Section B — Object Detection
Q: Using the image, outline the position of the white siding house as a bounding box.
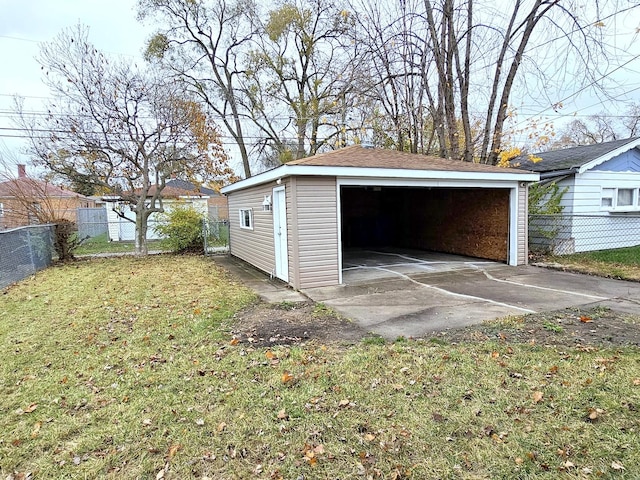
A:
[520,137,640,253]
[103,188,209,242]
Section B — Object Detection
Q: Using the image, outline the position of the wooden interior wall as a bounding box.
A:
[341,187,509,262]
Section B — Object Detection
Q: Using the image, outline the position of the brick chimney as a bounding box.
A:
[17,164,26,178]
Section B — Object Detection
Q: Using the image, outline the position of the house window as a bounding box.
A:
[0,202,4,217]
[617,188,634,207]
[602,187,639,210]
[601,188,614,208]
[239,208,253,230]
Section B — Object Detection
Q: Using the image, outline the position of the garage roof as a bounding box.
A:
[222,145,539,194]
[289,145,528,173]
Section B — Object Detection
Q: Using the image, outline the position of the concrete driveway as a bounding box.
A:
[302,249,640,339]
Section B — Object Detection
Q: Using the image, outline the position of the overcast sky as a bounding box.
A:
[0,0,151,173]
[1,0,639,176]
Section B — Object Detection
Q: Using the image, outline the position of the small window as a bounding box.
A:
[0,202,4,217]
[601,188,614,208]
[618,188,634,207]
[239,208,253,230]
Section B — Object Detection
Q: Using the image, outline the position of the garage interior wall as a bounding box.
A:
[341,187,510,262]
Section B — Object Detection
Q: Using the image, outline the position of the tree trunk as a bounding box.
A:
[135,211,149,256]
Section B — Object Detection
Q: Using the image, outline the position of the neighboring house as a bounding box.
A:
[221,145,538,290]
[102,185,209,242]
[165,179,229,220]
[0,165,95,229]
[519,137,640,253]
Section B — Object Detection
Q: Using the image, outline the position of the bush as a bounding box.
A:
[155,205,206,253]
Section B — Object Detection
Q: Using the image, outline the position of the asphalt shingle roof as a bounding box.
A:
[288,145,532,174]
[517,137,640,172]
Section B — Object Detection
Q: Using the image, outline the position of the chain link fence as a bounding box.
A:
[203,219,229,254]
[529,214,640,255]
[0,225,55,289]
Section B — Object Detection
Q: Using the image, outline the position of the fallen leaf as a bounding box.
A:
[532,391,544,403]
[633,378,640,386]
[491,351,499,358]
[281,371,294,384]
[15,403,38,415]
[229,337,239,346]
[611,460,625,470]
[277,409,288,420]
[265,350,277,360]
[31,422,42,438]
[563,460,575,469]
[338,399,350,407]
[515,457,523,465]
[579,316,592,323]
[217,422,227,432]
[364,433,375,441]
[195,418,205,426]
[142,418,152,426]
[167,444,181,460]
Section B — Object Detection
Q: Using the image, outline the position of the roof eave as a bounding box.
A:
[221,164,539,193]
[577,138,640,174]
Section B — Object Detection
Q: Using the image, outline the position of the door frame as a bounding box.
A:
[272,186,289,282]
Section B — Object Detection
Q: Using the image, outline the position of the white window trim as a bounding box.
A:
[601,186,640,212]
[0,202,4,217]
[239,208,253,230]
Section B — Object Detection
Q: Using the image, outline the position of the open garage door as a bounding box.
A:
[340,186,510,262]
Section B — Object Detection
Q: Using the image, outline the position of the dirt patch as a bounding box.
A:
[430,306,640,348]
[229,300,367,347]
[230,301,640,349]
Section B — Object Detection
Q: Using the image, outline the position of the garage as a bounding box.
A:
[221,145,539,290]
[341,186,509,262]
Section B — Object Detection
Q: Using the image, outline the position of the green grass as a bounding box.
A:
[548,245,640,281]
[75,233,170,256]
[2,256,640,479]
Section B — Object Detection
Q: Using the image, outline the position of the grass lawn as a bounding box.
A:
[2,256,640,479]
[548,245,640,281]
[75,233,170,256]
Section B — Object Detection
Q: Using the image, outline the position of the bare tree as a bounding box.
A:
[351,0,617,164]
[14,25,235,255]
[245,0,356,160]
[139,0,257,178]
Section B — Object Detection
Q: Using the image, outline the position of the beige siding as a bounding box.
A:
[294,177,340,289]
[518,184,528,265]
[227,183,276,276]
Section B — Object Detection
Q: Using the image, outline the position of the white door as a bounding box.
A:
[272,186,289,282]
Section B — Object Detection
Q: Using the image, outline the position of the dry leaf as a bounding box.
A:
[15,403,38,415]
[265,350,277,360]
[579,316,592,323]
[532,391,543,403]
[142,418,152,426]
[611,460,625,470]
[515,457,523,465]
[229,337,239,346]
[31,422,42,438]
[195,418,205,426]
[364,433,375,442]
[338,399,350,407]
[633,378,640,386]
[281,371,294,384]
[491,351,499,358]
[277,409,288,420]
[217,422,227,432]
[167,444,181,460]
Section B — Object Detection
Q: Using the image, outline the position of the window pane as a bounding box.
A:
[618,189,633,206]
[601,197,613,207]
[601,188,614,208]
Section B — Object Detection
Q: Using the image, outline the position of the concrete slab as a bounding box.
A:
[303,249,640,339]
[212,255,307,304]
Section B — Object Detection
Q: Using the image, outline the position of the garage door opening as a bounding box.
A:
[340,186,510,263]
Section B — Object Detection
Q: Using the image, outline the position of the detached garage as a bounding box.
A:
[221,146,539,290]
